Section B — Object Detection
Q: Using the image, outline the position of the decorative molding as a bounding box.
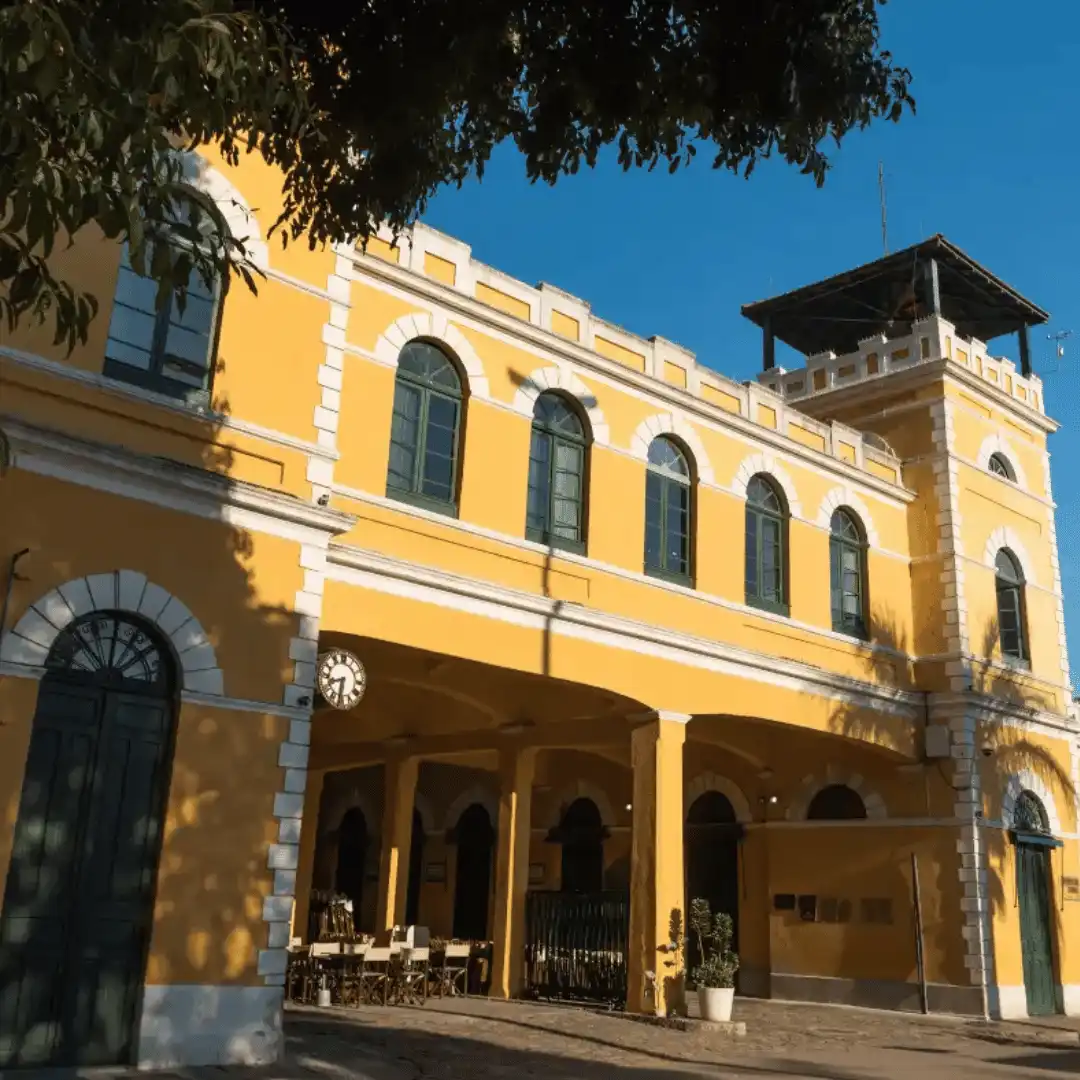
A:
[983,526,1038,588]
[324,543,923,721]
[444,784,499,832]
[0,345,339,462]
[685,772,752,823]
[1041,452,1072,693]
[731,452,804,519]
[975,433,1029,490]
[1002,771,1063,835]
[785,766,887,821]
[629,413,715,484]
[510,365,611,446]
[549,779,617,829]
[0,569,224,695]
[3,415,354,547]
[816,487,881,549]
[372,311,491,400]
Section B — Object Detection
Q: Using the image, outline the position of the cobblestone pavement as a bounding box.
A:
[258,997,1080,1080]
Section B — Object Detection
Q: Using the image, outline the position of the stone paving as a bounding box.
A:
[266,996,1080,1080]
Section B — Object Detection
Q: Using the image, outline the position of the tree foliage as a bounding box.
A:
[0,0,913,350]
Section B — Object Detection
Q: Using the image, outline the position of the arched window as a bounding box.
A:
[526,392,588,551]
[830,508,868,638]
[745,475,788,614]
[556,798,605,894]
[988,453,1016,481]
[1014,790,1050,834]
[995,548,1029,665]
[386,340,463,512]
[806,784,867,821]
[644,436,693,582]
[103,241,221,404]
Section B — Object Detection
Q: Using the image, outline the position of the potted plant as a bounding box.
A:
[688,898,739,1022]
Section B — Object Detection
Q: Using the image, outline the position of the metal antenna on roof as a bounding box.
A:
[878,161,889,257]
[1044,330,1073,373]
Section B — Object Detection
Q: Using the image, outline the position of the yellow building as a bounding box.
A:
[0,148,1078,1068]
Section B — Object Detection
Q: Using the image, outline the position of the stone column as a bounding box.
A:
[289,768,325,943]
[375,756,419,931]
[627,712,688,1017]
[489,745,537,998]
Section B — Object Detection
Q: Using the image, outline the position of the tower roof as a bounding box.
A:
[741,235,1048,357]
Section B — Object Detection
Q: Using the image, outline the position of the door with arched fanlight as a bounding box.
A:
[1012,791,1060,1016]
[0,611,179,1068]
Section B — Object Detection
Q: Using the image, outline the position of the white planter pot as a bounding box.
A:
[697,986,734,1023]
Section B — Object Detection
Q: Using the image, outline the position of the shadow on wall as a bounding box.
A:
[824,604,1074,1003]
[0,362,299,1064]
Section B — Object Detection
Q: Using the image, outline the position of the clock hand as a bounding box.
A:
[333,676,346,700]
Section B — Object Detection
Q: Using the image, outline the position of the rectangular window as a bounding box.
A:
[387,382,421,493]
[103,244,218,404]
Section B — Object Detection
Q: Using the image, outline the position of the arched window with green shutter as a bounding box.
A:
[745,474,788,614]
[525,392,589,552]
[995,548,1029,665]
[644,436,693,584]
[386,341,464,513]
[830,508,868,639]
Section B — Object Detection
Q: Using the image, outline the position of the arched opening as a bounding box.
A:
[806,784,868,820]
[556,798,606,894]
[452,804,495,940]
[0,611,178,1068]
[829,507,868,639]
[405,808,425,926]
[335,807,368,932]
[386,339,465,513]
[1012,790,1059,1016]
[745,474,789,614]
[526,391,590,552]
[685,791,740,975]
[995,548,1029,665]
[644,435,693,583]
[988,452,1016,481]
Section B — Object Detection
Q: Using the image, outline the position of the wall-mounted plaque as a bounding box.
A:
[1064,876,1080,902]
[529,863,545,885]
[425,861,446,884]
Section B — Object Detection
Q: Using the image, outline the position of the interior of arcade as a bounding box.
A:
[293,635,970,1005]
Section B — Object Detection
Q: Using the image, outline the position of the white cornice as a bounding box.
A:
[324,542,923,720]
[5,416,354,544]
[0,345,339,462]
[346,254,914,505]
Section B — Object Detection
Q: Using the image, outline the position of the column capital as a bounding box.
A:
[629,710,692,727]
[654,711,692,725]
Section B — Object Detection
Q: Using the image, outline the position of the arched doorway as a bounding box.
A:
[405,809,425,926]
[685,791,740,975]
[556,798,605,893]
[0,611,178,1068]
[1013,791,1059,1016]
[452,804,494,940]
[335,807,368,932]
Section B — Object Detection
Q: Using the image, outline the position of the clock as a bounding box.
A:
[316,649,367,710]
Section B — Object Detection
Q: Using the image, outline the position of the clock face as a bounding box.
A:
[316,649,367,710]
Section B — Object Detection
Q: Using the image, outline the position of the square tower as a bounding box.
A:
[742,237,1067,713]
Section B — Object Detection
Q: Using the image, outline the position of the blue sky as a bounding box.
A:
[421,0,1080,687]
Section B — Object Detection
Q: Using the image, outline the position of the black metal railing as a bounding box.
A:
[524,890,629,1007]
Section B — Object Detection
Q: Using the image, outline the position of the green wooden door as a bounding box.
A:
[0,612,176,1068]
[1017,841,1057,1017]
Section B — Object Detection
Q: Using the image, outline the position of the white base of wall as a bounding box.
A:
[1062,984,1080,1017]
[137,984,283,1068]
[995,985,1028,1020]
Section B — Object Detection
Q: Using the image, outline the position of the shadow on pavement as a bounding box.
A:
[285,1006,888,1080]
